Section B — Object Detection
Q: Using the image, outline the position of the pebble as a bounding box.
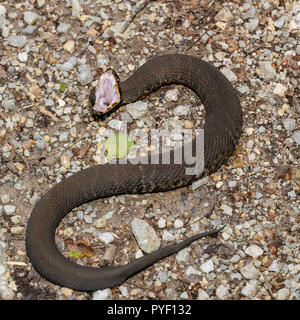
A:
[173,105,190,116]
[1,195,10,204]
[23,11,39,25]
[258,61,276,79]
[282,118,295,131]
[157,217,166,228]
[174,218,184,228]
[57,23,70,33]
[292,131,300,145]
[131,218,160,254]
[2,99,16,111]
[0,5,6,16]
[77,64,93,85]
[277,288,290,300]
[241,280,258,298]
[7,35,27,48]
[107,119,124,131]
[165,89,179,102]
[126,101,149,119]
[18,52,28,62]
[10,226,24,234]
[240,262,259,280]
[197,289,209,300]
[99,232,114,244]
[186,266,201,276]
[4,205,16,215]
[215,7,234,22]
[63,40,75,54]
[221,67,238,83]
[274,83,287,97]
[221,204,233,216]
[92,289,112,300]
[200,260,214,273]
[59,57,77,72]
[216,285,228,298]
[245,244,264,258]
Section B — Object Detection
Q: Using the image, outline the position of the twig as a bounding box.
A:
[121,0,153,33]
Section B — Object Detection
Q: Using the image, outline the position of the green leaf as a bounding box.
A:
[60,82,66,92]
[105,133,134,161]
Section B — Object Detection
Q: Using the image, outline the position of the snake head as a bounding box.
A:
[90,69,121,114]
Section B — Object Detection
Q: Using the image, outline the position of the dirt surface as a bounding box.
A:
[0,0,299,300]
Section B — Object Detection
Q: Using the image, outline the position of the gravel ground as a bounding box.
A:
[0,0,299,300]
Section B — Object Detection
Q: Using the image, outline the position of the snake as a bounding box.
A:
[25,54,243,292]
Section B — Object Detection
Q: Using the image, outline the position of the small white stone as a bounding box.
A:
[99,232,114,244]
[186,266,201,276]
[240,262,259,280]
[1,195,10,204]
[221,204,232,215]
[215,7,234,22]
[241,280,258,297]
[4,205,15,215]
[174,105,190,116]
[92,288,112,300]
[174,218,184,228]
[221,67,238,83]
[200,260,214,273]
[216,285,228,298]
[18,52,28,62]
[197,289,209,300]
[131,218,160,253]
[126,101,149,119]
[23,11,39,25]
[157,217,166,228]
[165,89,179,102]
[107,119,125,131]
[245,244,264,258]
[274,83,287,97]
[10,226,24,234]
[292,131,300,145]
[277,288,290,300]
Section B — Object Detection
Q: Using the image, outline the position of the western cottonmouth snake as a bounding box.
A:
[25,54,243,292]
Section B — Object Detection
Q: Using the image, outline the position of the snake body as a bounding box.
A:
[25,54,243,291]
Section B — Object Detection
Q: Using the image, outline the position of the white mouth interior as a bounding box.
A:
[94,72,120,113]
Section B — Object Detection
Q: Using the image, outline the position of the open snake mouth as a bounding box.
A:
[92,70,121,113]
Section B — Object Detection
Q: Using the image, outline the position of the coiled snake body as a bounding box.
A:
[26,54,243,291]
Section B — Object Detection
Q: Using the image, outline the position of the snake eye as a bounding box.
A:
[92,70,121,114]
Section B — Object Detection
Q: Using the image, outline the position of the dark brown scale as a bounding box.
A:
[25,54,242,291]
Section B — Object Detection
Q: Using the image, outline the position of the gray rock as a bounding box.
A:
[240,262,259,279]
[4,205,16,215]
[221,204,233,216]
[126,101,149,119]
[216,285,228,298]
[120,112,133,123]
[292,131,300,145]
[165,89,179,102]
[277,288,290,300]
[200,259,214,273]
[107,119,124,131]
[245,244,264,258]
[59,57,77,71]
[246,18,259,32]
[197,289,210,300]
[174,105,190,116]
[7,35,27,48]
[241,280,258,297]
[258,61,276,79]
[0,195,10,204]
[57,23,70,33]
[77,64,93,85]
[131,218,160,254]
[221,67,237,83]
[99,232,114,244]
[92,288,112,300]
[1,99,15,111]
[23,25,37,34]
[23,11,39,25]
[215,7,234,22]
[158,271,168,283]
[282,118,295,131]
